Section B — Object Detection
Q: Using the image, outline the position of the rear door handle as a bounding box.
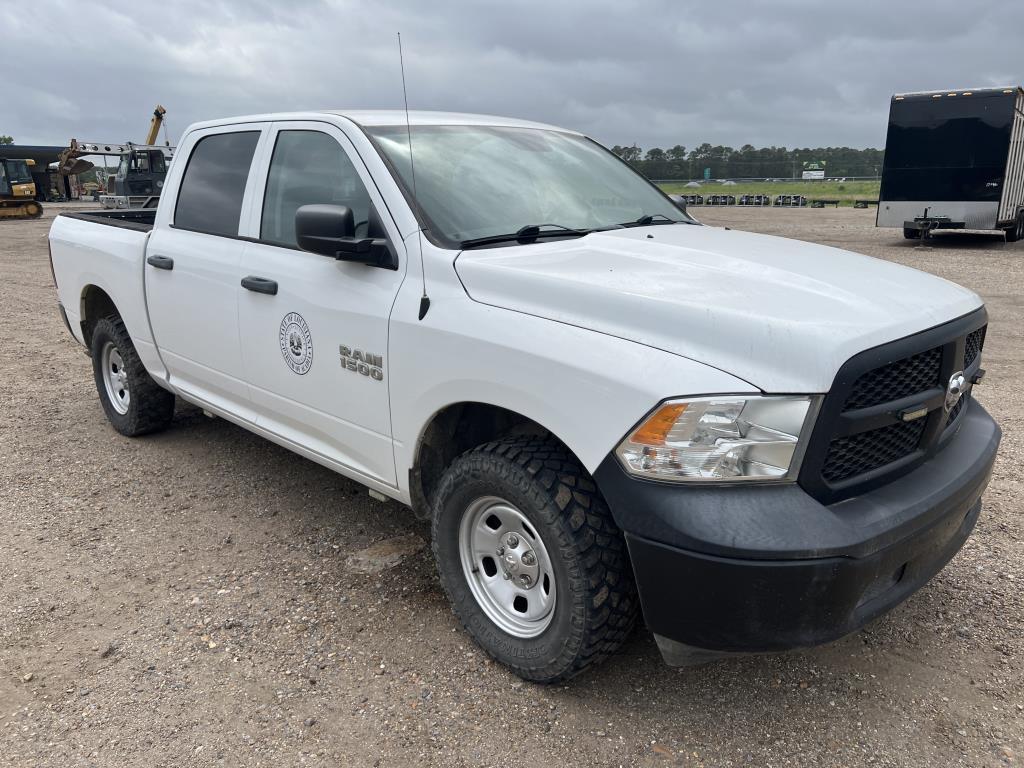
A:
[146,254,174,270]
[241,275,278,295]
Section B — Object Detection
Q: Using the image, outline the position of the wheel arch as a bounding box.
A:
[79,284,120,348]
[409,401,583,519]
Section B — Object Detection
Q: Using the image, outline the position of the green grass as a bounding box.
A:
[657,179,880,206]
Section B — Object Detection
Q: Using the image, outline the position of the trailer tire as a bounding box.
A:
[1006,213,1024,243]
[903,227,922,240]
[431,436,637,683]
[90,315,175,436]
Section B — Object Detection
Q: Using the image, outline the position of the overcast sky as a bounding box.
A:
[3,0,1021,151]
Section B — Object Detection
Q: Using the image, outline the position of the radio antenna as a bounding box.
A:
[398,32,430,321]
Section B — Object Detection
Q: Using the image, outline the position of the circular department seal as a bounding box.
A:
[279,312,313,375]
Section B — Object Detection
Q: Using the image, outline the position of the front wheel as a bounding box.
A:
[90,316,175,436]
[431,436,637,683]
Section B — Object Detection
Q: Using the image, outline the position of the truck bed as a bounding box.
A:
[49,210,160,376]
[59,207,156,232]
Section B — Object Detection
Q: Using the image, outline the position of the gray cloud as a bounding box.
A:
[2,0,1021,151]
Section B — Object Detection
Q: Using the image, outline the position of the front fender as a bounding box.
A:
[388,288,756,486]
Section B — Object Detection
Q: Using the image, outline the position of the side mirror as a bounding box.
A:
[668,194,688,212]
[295,204,396,269]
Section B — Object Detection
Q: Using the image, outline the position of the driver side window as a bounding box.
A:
[261,130,371,248]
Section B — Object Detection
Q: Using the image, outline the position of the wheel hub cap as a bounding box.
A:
[101,341,131,415]
[458,496,556,638]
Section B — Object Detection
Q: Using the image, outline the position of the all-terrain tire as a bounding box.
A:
[90,315,175,436]
[903,227,922,240]
[431,436,638,683]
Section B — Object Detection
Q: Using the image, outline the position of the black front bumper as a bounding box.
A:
[594,402,1000,660]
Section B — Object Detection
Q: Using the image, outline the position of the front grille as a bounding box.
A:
[800,311,988,503]
[946,395,966,426]
[822,419,926,482]
[843,347,942,410]
[964,327,986,369]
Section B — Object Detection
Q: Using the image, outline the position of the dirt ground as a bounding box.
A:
[1,203,1021,768]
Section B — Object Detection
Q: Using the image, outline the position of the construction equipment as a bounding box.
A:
[145,105,166,146]
[0,158,43,219]
[57,105,174,209]
[60,140,173,208]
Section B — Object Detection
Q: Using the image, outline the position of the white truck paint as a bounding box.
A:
[48,110,999,681]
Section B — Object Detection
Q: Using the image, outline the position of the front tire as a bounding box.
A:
[90,316,174,436]
[431,436,637,683]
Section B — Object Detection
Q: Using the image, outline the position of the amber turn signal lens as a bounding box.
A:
[630,403,687,445]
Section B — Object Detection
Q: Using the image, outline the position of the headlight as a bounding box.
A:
[616,395,819,482]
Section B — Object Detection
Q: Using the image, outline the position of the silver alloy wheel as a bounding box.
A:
[101,341,130,415]
[458,496,557,638]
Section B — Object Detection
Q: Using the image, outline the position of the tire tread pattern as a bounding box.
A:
[432,435,638,682]
[91,315,175,436]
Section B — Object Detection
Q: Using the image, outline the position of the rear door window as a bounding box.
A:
[174,131,260,236]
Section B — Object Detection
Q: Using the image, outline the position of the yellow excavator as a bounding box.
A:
[0,157,43,219]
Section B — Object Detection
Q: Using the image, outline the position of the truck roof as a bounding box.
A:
[185,110,578,134]
[892,86,1021,100]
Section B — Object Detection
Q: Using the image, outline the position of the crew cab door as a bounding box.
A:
[146,124,267,416]
[236,122,406,486]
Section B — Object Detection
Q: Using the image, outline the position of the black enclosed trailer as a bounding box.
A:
[877,87,1024,241]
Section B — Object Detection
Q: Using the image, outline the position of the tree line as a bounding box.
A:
[610,143,884,180]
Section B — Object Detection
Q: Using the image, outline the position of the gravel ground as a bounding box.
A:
[1,203,1021,767]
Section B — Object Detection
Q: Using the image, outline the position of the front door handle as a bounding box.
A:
[241,275,278,295]
[146,254,174,270]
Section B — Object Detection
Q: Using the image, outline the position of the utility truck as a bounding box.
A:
[49,111,1001,682]
[878,86,1024,240]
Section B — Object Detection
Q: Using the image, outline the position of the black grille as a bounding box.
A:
[964,326,986,369]
[946,394,967,427]
[800,310,988,503]
[821,418,926,482]
[843,347,942,410]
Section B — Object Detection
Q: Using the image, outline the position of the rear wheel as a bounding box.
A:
[90,316,175,436]
[431,436,637,683]
[903,227,922,240]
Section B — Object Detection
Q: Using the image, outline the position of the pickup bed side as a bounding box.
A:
[50,214,168,382]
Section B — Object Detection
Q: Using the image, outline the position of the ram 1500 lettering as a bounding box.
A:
[49,111,1001,682]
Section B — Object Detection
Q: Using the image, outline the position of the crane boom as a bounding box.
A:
[145,105,166,146]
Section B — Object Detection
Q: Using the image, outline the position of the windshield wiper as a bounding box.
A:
[460,223,592,249]
[621,213,684,227]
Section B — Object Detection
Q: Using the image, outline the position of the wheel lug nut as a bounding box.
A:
[521,551,536,566]
[496,546,505,556]
[518,574,532,587]
[506,534,519,548]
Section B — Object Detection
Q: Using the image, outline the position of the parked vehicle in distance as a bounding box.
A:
[49,110,1001,682]
[877,86,1024,240]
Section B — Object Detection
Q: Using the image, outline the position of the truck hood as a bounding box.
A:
[454,224,983,392]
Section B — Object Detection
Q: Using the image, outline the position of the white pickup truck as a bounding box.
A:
[49,111,1001,682]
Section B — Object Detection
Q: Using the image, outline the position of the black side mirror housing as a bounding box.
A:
[668,194,688,212]
[295,204,397,269]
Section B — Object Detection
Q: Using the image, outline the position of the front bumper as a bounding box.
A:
[593,402,1000,661]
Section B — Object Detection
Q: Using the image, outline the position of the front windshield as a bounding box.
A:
[5,160,33,184]
[366,125,690,244]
